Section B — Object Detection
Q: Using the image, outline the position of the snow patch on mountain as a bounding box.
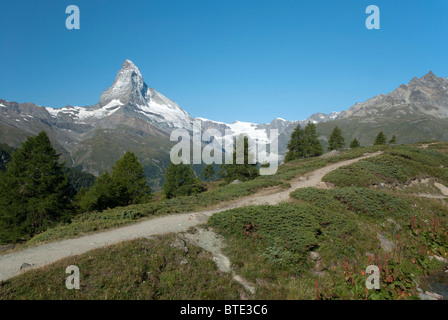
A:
[77,99,123,119]
[45,107,63,117]
[45,99,123,120]
[195,117,227,125]
[196,112,339,145]
[135,87,192,129]
[136,100,191,129]
[227,121,270,143]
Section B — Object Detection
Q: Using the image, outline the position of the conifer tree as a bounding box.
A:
[77,170,116,212]
[111,152,150,205]
[220,135,259,183]
[285,124,305,162]
[328,126,345,151]
[202,164,216,181]
[163,162,205,198]
[303,122,323,157]
[285,122,323,161]
[389,135,397,145]
[76,152,150,212]
[304,122,324,158]
[0,131,71,242]
[0,143,14,171]
[374,131,387,145]
[350,138,361,148]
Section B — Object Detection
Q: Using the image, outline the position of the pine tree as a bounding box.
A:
[163,162,205,199]
[0,131,71,242]
[374,131,387,145]
[111,152,151,205]
[285,124,305,162]
[202,164,216,181]
[285,122,323,161]
[304,122,323,157]
[220,135,259,183]
[76,152,150,212]
[0,143,14,171]
[389,135,397,145]
[350,138,361,148]
[328,126,345,151]
[77,170,116,212]
[63,167,95,194]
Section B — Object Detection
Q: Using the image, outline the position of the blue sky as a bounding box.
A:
[1,0,447,124]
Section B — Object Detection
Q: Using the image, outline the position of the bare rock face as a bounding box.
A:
[170,237,189,254]
[386,218,402,231]
[376,232,397,253]
[417,288,444,300]
[96,59,193,130]
[310,251,321,261]
[310,251,325,277]
[99,59,148,107]
[20,263,32,270]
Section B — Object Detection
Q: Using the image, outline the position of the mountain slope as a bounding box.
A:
[0,61,447,188]
[0,150,383,282]
[0,60,337,188]
[0,61,191,189]
[317,71,448,147]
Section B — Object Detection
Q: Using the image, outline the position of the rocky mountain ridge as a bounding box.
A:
[0,60,447,188]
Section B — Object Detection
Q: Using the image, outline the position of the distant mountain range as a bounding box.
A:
[316,71,448,148]
[1,60,447,189]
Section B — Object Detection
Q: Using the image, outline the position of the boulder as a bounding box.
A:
[321,150,341,159]
[170,237,189,254]
[377,232,397,253]
[310,251,321,261]
[20,263,32,270]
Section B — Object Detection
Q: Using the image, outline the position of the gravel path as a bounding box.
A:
[0,152,382,282]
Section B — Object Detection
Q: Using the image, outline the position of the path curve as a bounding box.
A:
[0,151,382,282]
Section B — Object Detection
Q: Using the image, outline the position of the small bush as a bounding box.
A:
[209,203,362,273]
[291,187,412,219]
[323,146,448,187]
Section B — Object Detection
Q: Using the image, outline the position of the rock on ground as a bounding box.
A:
[377,233,397,253]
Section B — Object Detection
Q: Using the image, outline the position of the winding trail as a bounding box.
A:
[0,151,382,282]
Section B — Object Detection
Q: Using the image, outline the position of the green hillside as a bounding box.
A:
[70,126,174,191]
[1,143,448,300]
[317,107,448,148]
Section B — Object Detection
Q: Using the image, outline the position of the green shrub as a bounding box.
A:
[209,203,362,273]
[76,152,151,213]
[0,235,240,300]
[291,187,412,219]
[323,146,448,187]
[163,163,206,199]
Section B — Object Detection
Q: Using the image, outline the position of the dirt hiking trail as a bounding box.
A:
[0,151,382,282]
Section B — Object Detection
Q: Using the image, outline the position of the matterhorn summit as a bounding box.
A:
[43,60,193,130]
[97,59,193,129]
[99,59,148,107]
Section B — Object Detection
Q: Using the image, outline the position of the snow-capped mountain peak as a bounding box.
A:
[44,60,193,129]
[41,60,342,140]
[98,59,192,129]
[99,59,147,107]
